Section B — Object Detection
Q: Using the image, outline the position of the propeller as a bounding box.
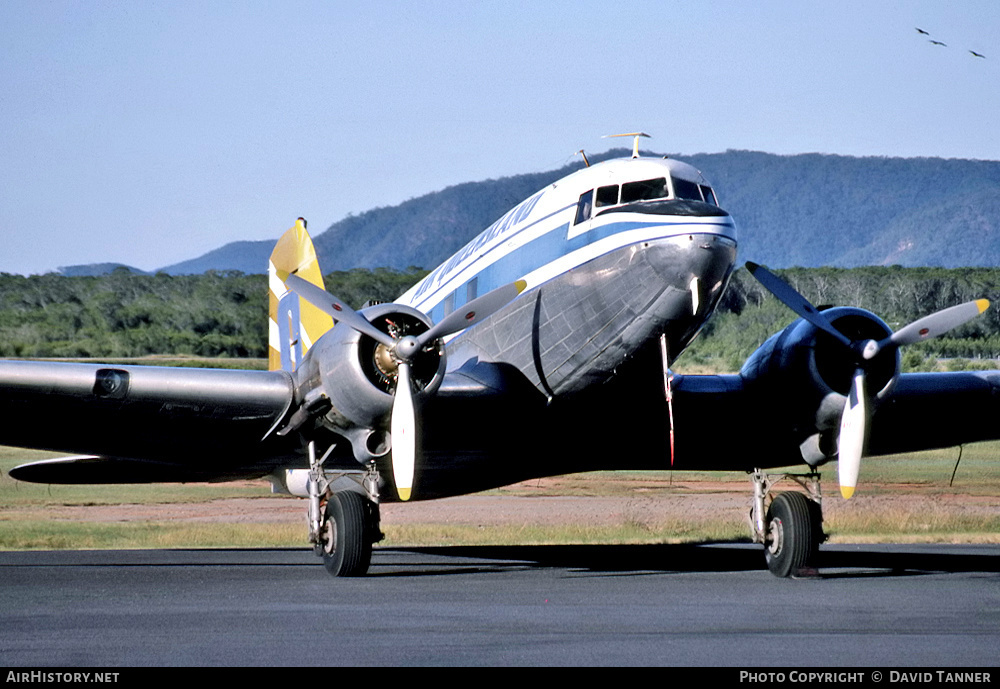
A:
[284,273,527,500]
[745,262,989,498]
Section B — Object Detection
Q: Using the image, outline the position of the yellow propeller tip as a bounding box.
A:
[514,279,528,294]
[397,487,411,501]
[840,486,856,499]
[976,299,990,314]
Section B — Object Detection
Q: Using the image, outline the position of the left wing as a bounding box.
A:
[1,360,297,483]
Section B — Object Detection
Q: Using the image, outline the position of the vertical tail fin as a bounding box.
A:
[268,218,335,372]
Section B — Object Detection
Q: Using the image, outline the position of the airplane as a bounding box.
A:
[4,135,998,579]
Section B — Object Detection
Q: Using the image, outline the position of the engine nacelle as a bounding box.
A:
[292,303,446,454]
[739,306,900,462]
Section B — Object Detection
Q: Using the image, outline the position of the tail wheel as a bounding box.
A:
[764,491,819,577]
[322,491,375,577]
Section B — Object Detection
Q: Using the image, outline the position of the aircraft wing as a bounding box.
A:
[1,360,297,483]
[667,370,1000,468]
[867,371,1000,456]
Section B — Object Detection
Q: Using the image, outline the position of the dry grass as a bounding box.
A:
[2,443,999,550]
[0,521,303,550]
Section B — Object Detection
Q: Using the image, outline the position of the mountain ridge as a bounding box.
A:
[65,149,1000,276]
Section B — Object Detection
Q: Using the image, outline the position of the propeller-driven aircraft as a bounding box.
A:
[4,137,998,578]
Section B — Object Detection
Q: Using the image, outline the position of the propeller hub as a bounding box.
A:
[394,335,421,363]
[861,339,880,361]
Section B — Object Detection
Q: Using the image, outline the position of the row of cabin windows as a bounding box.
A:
[435,276,478,322]
[574,176,717,225]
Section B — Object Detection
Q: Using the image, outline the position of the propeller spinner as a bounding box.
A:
[745,262,989,498]
[284,273,527,500]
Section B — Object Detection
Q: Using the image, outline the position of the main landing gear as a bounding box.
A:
[304,442,383,577]
[749,470,826,578]
[319,490,381,577]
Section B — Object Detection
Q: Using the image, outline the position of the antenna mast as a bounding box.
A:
[603,132,651,159]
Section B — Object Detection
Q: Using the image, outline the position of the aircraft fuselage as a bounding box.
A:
[373,155,739,498]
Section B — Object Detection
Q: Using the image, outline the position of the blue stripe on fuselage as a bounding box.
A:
[410,211,736,322]
[412,191,549,302]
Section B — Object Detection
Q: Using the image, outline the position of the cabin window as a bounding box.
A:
[466,277,478,303]
[671,176,703,201]
[621,177,668,203]
[574,190,593,224]
[596,185,619,208]
[444,291,455,316]
[700,185,717,206]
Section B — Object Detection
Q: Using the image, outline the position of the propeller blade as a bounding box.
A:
[864,299,990,360]
[284,274,395,349]
[890,299,990,347]
[416,279,528,348]
[745,262,853,349]
[390,362,417,501]
[838,369,869,499]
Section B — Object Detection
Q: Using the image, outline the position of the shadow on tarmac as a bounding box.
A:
[374,542,1000,578]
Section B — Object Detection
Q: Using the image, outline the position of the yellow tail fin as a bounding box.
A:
[268,218,335,372]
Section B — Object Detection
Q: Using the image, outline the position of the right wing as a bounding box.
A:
[1,360,298,483]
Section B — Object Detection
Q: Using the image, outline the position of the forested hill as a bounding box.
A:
[148,149,1000,275]
[683,151,1000,268]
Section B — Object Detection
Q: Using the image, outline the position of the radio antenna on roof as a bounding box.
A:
[603,132,651,159]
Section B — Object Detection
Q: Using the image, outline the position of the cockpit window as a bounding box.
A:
[621,177,668,203]
[671,176,703,202]
[700,185,717,206]
[574,190,593,224]
[583,175,720,224]
[596,185,619,207]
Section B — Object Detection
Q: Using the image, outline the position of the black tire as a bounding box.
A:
[764,491,819,577]
[321,491,374,577]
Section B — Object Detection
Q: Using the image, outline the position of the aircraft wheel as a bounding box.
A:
[763,491,819,578]
[321,491,374,577]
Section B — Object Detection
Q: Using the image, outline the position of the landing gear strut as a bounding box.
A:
[749,470,825,577]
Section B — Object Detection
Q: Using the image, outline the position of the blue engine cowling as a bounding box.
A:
[738,306,901,462]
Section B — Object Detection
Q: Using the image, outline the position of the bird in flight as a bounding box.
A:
[929,40,947,47]
[916,28,929,35]
[969,50,986,59]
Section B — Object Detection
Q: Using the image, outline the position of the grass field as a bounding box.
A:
[1,443,999,550]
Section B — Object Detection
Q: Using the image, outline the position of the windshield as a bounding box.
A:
[621,177,669,203]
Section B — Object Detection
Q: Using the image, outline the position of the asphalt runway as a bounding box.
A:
[1,543,998,667]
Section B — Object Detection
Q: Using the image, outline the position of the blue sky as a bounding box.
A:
[2,1,997,275]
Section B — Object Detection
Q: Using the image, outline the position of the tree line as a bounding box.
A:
[2,266,1000,372]
[683,266,1000,372]
[0,268,426,359]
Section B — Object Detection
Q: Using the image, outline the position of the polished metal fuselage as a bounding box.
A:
[451,232,737,396]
